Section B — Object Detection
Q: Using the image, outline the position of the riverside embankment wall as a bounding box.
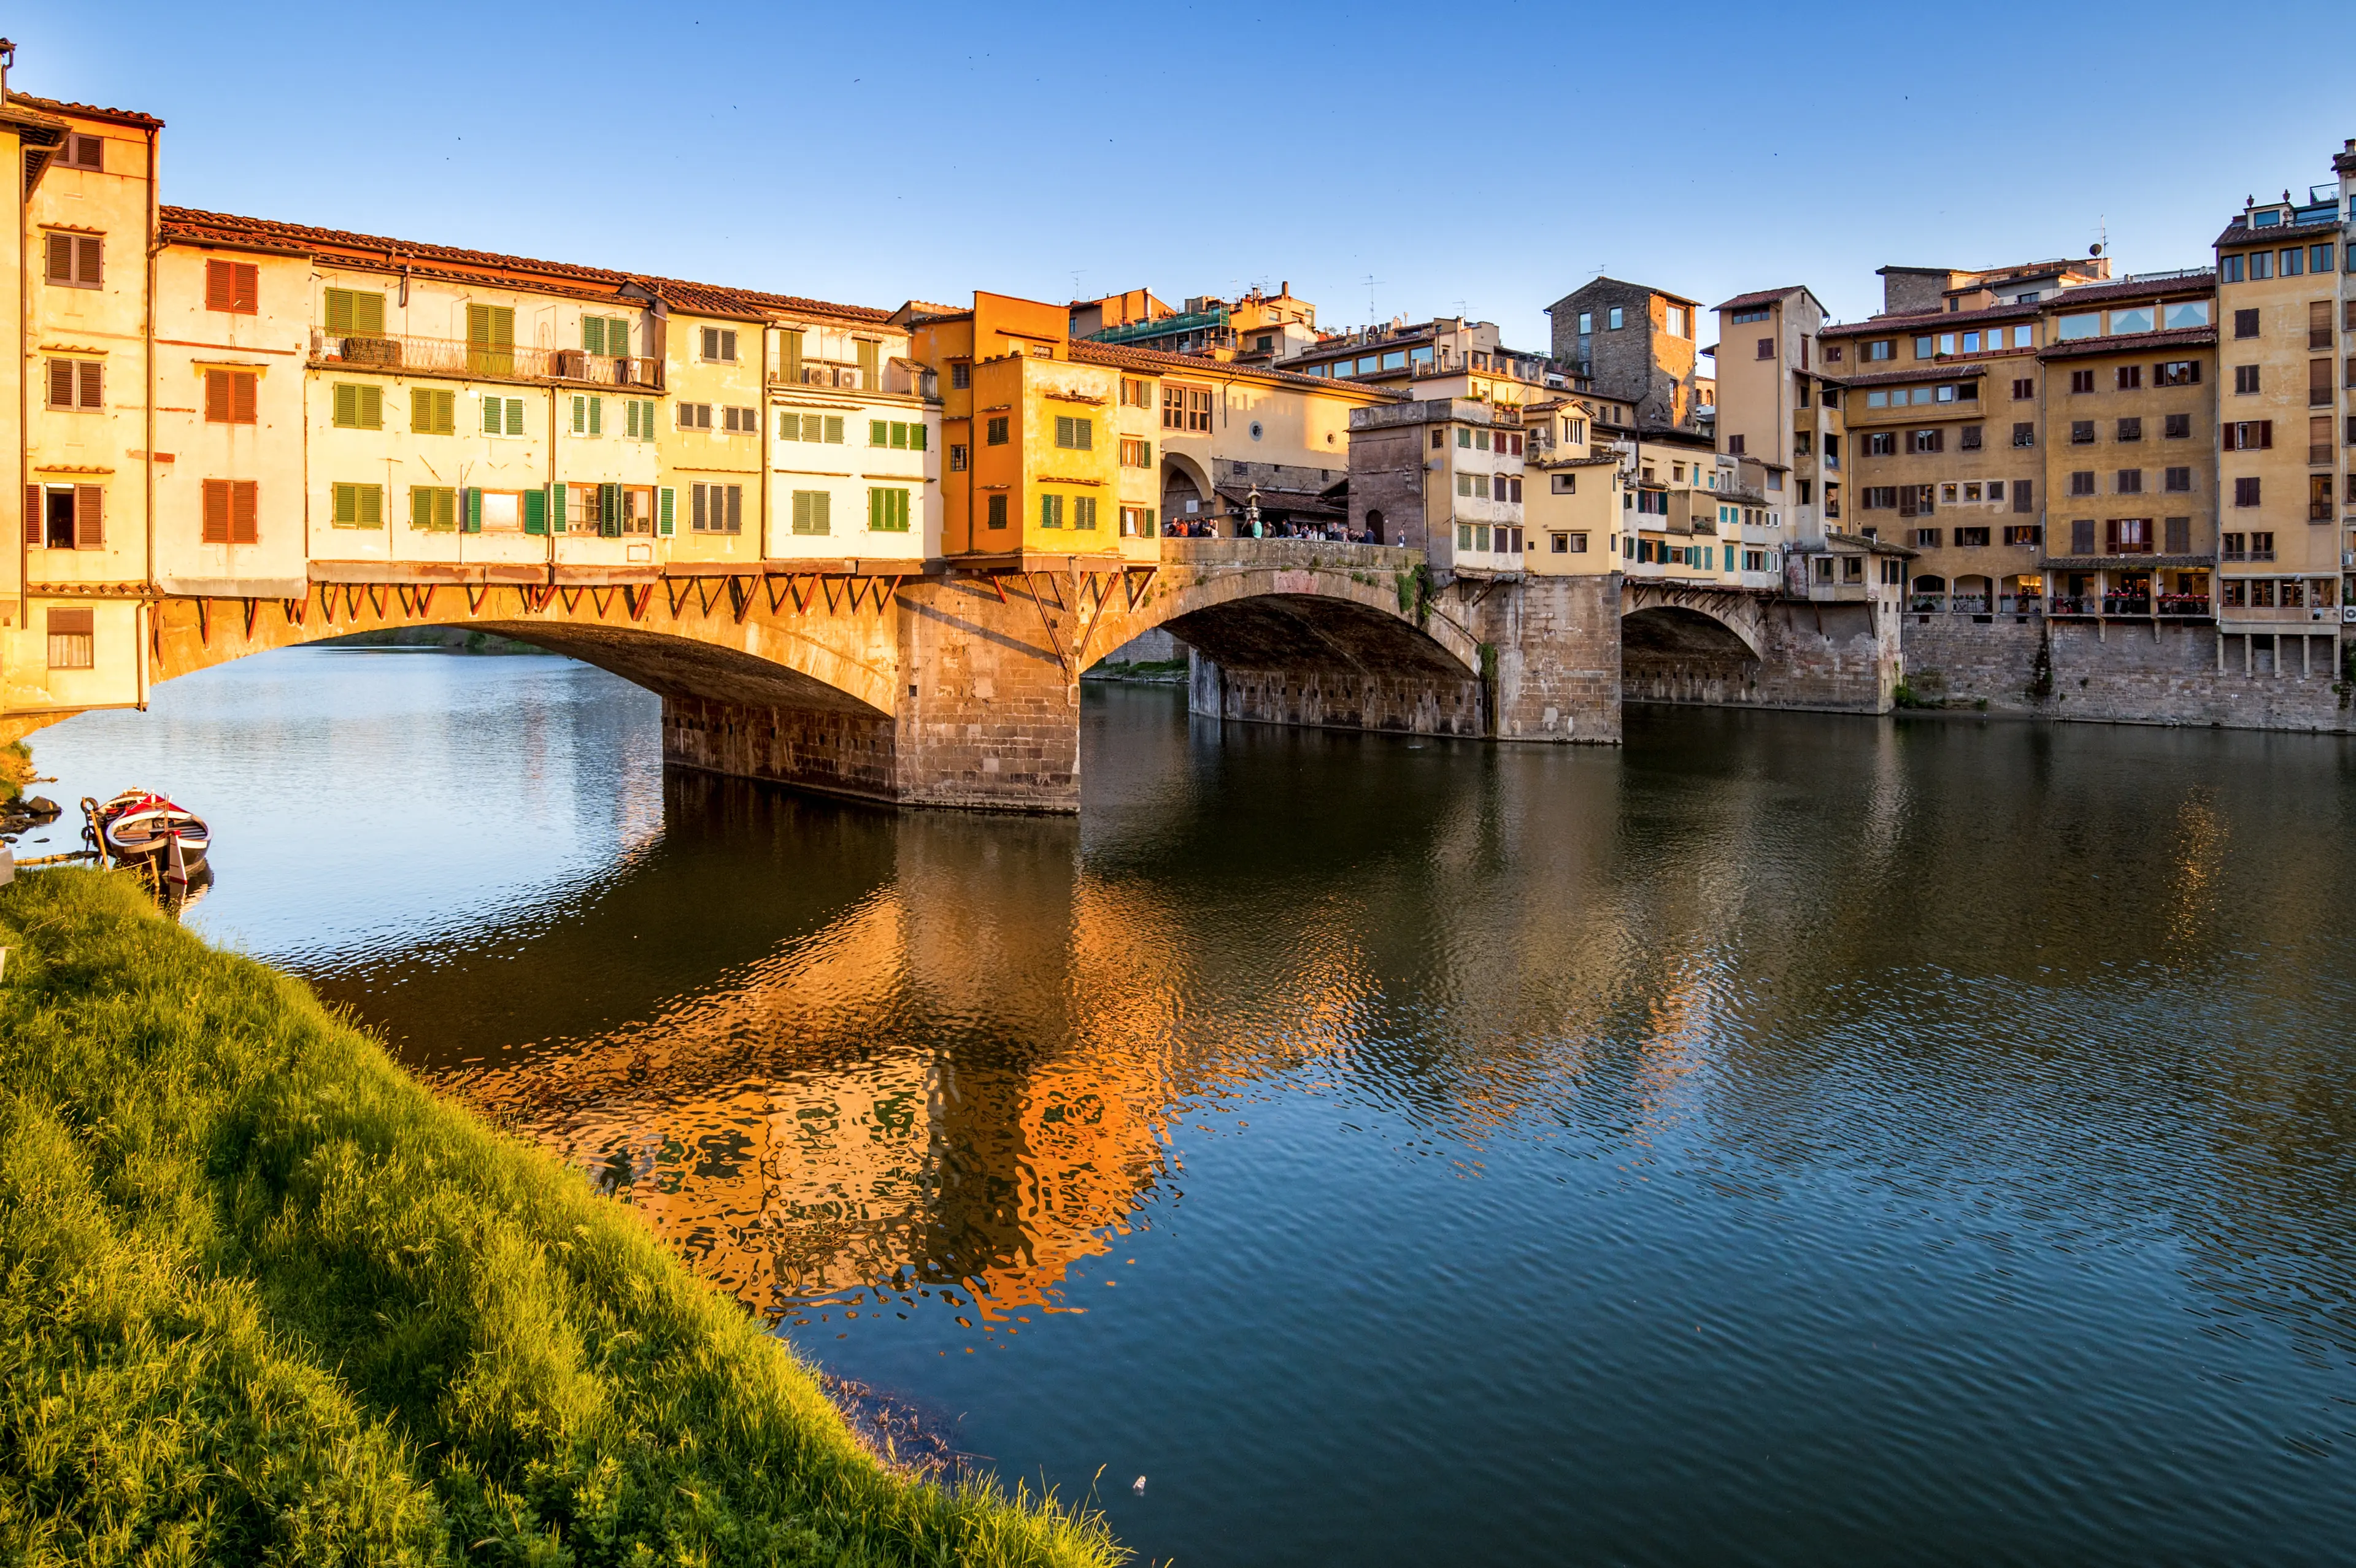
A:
[1899,614,2356,732]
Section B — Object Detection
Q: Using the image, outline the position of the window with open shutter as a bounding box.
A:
[74,485,104,548]
[658,487,675,536]
[23,485,40,547]
[857,339,879,386]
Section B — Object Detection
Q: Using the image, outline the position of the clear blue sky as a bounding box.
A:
[15,1,2352,347]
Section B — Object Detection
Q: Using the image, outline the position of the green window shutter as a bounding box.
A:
[548,482,566,534]
[411,389,430,433]
[910,422,926,452]
[331,483,351,525]
[868,488,881,529]
[871,418,887,447]
[1055,415,1072,447]
[815,491,830,534]
[358,485,382,527]
[601,482,622,537]
[355,293,384,336]
[626,399,641,439]
[1145,507,1157,533]
[506,398,524,437]
[571,394,585,434]
[333,383,355,427]
[583,316,606,356]
[1142,440,1151,465]
[588,397,602,436]
[825,415,843,444]
[792,491,808,534]
[361,385,382,429]
[483,396,502,434]
[468,304,490,345]
[782,330,803,384]
[325,289,353,336]
[411,487,428,529]
[658,486,675,536]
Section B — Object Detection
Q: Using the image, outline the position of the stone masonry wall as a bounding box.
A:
[1901,613,2356,732]
[1188,655,1485,735]
[1625,599,1896,713]
[1469,574,1622,742]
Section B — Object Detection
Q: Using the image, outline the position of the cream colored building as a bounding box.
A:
[2212,152,2353,667]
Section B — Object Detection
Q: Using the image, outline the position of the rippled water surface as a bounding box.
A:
[30,648,2356,1564]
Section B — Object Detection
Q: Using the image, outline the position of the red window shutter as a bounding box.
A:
[23,485,40,546]
[47,358,72,408]
[233,372,256,425]
[206,258,231,312]
[74,485,102,549]
[204,369,225,422]
[44,233,70,282]
[234,264,258,312]
[77,236,101,288]
[201,478,230,543]
[78,361,101,409]
[231,480,258,544]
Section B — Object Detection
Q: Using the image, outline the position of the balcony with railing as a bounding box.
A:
[309,330,660,390]
[2049,594,2097,616]
[2158,593,2212,617]
[2101,593,2152,617]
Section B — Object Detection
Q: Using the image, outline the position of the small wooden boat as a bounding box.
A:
[83,790,210,878]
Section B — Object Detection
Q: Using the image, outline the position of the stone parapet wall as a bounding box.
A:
[1899,614,2355,732]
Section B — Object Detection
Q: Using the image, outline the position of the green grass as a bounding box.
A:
[0,870,1126,1567]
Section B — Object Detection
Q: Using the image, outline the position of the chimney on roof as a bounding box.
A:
[1280,281,1288,295]
[0,38,15,98]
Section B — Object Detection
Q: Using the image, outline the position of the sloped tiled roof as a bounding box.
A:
[157,207,890,324]
[1715,286,1811,312]
[6,90,163,130]
[1068,338,1401,396]
[2036,325,2216,362]
[2214,217,2343,248]
[2036,272,2215,307]
[1820,300,2042,338]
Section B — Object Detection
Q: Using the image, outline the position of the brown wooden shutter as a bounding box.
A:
[44,233,70,282]
[47,358,72,408]
[231,481,258,544]
[201,478,230,543]
[2012,480,2032,513]
[77,236,101,288]
[23,485,40,546]
[78,361,101,409]
[74,485,102,549]
[2258,420,2273,449]
[206,258,232,311]
[204,369,226,421]
[233,372,256,425]
[233,263,258,312]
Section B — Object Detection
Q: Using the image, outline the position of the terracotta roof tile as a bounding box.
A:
[1820,300,2041,338]
[2214,217,2344,249]
[7,90,163,130]
[2037,272,2215,307]
[2036,325,2216,362]
[156,206,890,324]
[1715,286,1810,312]
[1068,338,1401,396]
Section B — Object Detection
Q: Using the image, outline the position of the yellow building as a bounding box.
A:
[2212,155,2353,669]
[1520,398,1622,575]
[912,290,1388,551]
[7,89,163,719]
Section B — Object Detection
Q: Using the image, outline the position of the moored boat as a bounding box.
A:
[83,790,210,874]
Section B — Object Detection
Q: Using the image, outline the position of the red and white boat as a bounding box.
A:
[83,790,210,877]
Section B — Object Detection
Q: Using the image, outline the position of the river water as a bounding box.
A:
[26,647,2356,1564]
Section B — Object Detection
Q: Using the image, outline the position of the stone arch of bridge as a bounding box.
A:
[1083,554,1480,683]
[145,588,901,719]
[1619,588,1764,663]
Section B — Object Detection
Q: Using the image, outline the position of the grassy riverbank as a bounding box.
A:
[0,869,1125,1566]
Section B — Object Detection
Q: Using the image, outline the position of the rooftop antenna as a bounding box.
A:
[1362,274,1382,322]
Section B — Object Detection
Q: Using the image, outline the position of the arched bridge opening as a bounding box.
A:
[1620,597,1765,707]
[1083,543,1487,737]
